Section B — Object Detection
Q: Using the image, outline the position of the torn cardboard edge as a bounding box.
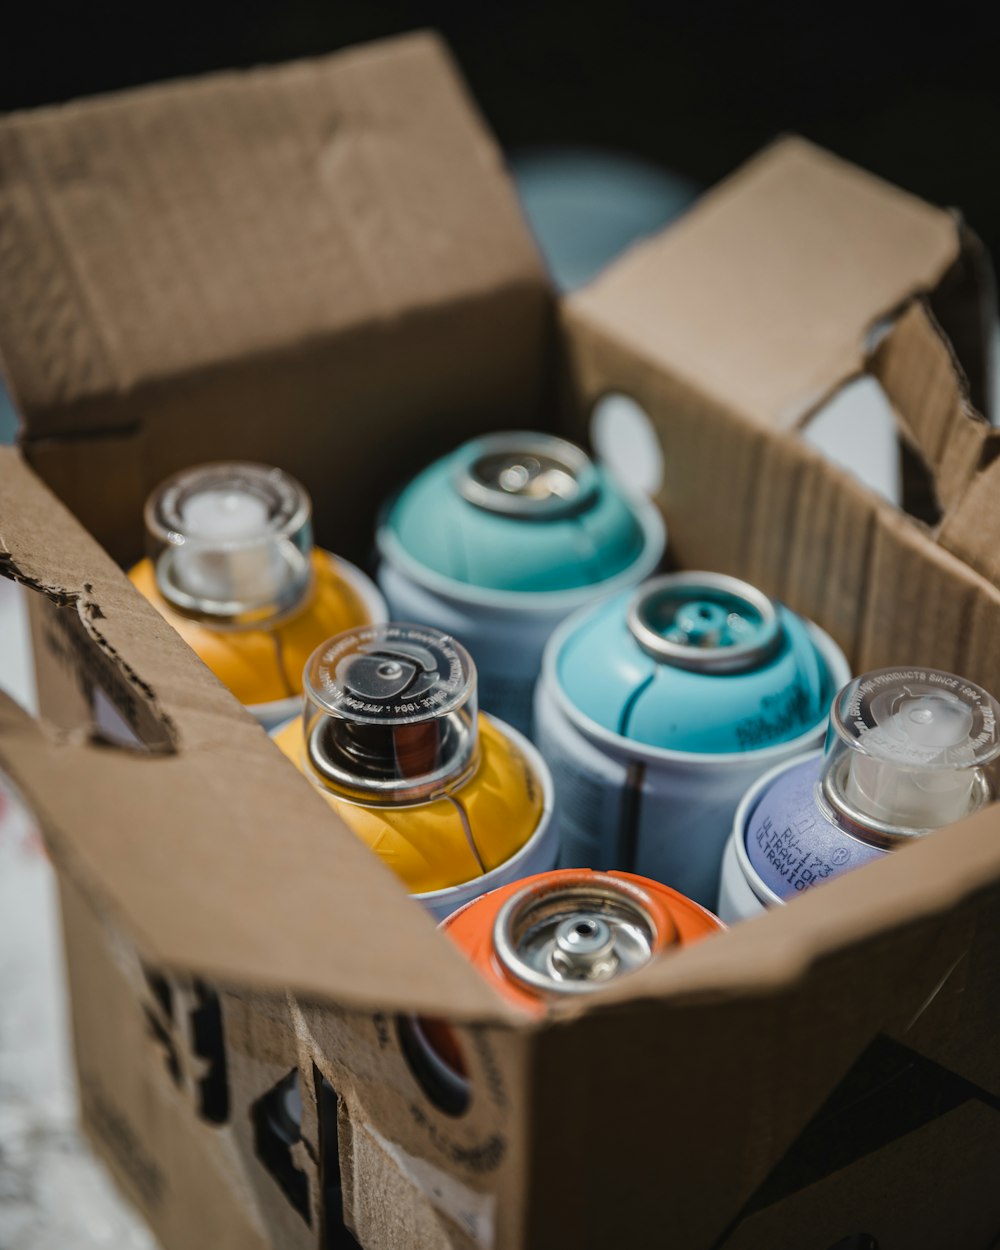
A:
[566,135,975,434]
[0,549,179,753]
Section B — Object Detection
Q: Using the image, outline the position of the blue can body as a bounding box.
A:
[536,575,850,908]
[377,433,665,737]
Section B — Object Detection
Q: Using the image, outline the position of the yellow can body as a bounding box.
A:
[271,714,544,895]
[129,550,379,705]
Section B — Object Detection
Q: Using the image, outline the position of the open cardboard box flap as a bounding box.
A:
[0,31,555,565]
[0,447,509,1021]
[567,136,967,429]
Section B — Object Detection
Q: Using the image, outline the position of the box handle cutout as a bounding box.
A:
[316,1068,361,1249]
[252,1069,311,1225]
[801,377,903,510]
[0,574,177,754]
[396,1015,471,1118]
[590,392,663,498]
[190,980,230,1125]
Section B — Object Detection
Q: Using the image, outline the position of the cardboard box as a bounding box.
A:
[2,32,1000,1250]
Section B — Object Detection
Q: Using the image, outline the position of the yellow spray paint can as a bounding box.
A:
[129,463,386,728]
[272,624,558,918]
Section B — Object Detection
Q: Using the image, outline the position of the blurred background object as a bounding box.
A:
[509,148,697,290]
[1,0,997,266]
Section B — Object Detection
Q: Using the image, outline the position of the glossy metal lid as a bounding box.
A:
[554,574,844,754]
[380,431,659,595]
[492,872,672,996]
[626,572,781,673]
[455,432,596,518]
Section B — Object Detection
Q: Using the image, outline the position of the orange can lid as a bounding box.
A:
[442,868,723,1013]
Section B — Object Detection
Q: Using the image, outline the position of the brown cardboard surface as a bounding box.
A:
[561,292,887,662]
[58,871,274,1250]
[870,300,999,516]
[0,32,553,564]
[0,32,542,433]
[0,448,510,1022]
[567,136,959,430]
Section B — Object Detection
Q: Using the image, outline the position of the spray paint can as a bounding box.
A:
[271,623,557,920]
[444,867,723,1012]
[535,572,851,908]
[717,667,1000,922]
[376,432,665,738]
[130,462,386,730]
[398,868,723,1111]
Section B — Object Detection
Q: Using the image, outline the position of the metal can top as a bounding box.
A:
[821,667,1000,839]
[378,431,663,597]
[492,872,672,997]
[146,461,312,626]
[302,623,480,804]
[551,573,847,755]
[456,432,597,518]
[626,572,781,673]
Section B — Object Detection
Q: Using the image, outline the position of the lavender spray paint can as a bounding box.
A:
[718,666,1000,921]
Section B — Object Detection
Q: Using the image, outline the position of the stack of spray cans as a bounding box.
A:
[130,434,1000,1013]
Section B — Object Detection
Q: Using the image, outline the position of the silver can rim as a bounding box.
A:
[375,479,666,614]
[626,571,781,673]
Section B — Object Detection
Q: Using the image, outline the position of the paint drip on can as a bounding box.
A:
[271,623,558,919]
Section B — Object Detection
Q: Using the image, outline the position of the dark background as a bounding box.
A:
[2,1,998,261]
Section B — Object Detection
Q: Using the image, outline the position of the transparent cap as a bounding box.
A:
[627,572,781,673]
[303,624,479,805]
[455,432,598,519]
[146,462,312,626]
[822,667,1000,839]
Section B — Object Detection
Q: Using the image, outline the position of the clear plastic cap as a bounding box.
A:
[146,462,313,626]
[303,624,479,805]
[823,667,1000,838]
